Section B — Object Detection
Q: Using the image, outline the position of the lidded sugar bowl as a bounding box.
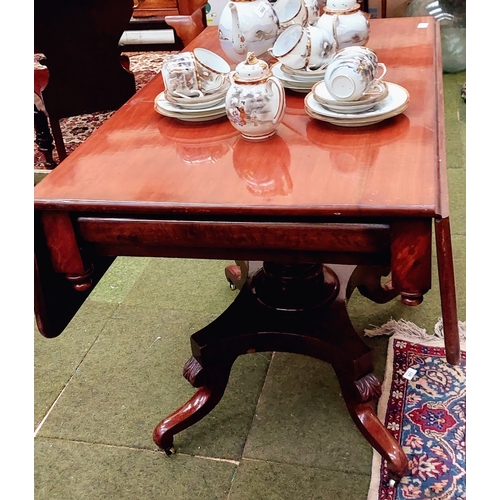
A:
[225,52,286,141]
[316,0,370,49]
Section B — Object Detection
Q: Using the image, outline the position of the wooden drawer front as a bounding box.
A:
[77,218,391,254]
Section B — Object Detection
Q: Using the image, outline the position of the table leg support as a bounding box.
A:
[390,219,432,307]
[435,217,460,365]
[153,360,234,453]
[339,375,408,481]
[153,263,408,479]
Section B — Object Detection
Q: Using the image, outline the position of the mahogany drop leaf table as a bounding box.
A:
[34,18,460,485]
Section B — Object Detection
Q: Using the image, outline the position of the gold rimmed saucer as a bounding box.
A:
[312,80,389,109]
[154,92,227,122]
[280,64,327,81]
[304,82,410,127]
[271,63,321,93]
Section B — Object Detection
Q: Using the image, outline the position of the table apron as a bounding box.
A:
[77,217,391,257]
[76,216,432,297]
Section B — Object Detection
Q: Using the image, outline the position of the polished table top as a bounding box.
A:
[34,17,448,221]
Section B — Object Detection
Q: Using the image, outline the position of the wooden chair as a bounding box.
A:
[34,0,137,166]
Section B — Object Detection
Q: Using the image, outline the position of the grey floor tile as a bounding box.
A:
[88,256,151,303]
[35,301,118,429]
[122,258,237,316]
[443,73,466,129]
[228,458,370,500]
[452,234,466,260]
[448,168,466,236]
[37,305,270,460]
[242,352,373,474]
[35,437,236,500]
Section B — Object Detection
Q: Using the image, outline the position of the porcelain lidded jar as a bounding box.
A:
[316,0,370,49]
[225,52,286,141]
[218,0,280,63]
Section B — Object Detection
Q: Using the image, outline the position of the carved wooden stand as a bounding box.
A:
[153,262,409,481]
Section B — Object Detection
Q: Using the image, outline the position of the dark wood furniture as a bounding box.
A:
[129,0,207,50]
[34,18,460,485]
[34,0,136,164]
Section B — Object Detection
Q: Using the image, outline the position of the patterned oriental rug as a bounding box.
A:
[365,319,466,500]
[34,51,175,170]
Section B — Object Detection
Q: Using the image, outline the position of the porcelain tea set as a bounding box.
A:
[154,0,409,138]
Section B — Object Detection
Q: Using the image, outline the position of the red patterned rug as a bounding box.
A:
[34,51,175,170]
[365,319,466,500]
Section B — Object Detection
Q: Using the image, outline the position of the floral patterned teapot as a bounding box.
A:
[218,0,280,63]
[225,52,286,141]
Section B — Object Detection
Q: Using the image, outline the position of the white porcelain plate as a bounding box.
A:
[304,82,410,127]
[154,92,227,121]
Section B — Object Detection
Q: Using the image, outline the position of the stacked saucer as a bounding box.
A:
[312,80,389,113]
[305,81,410,127]
[271,63,326,93]
[154,87,228,122]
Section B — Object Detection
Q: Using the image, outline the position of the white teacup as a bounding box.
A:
[269,23,336,72]
[162,49,230,98]
[334,46,379,67]
[324,52,386,101]
[273,0,309,32]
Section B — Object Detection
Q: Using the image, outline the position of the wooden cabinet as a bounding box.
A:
[131,0,207,47]
[133,0,205,17]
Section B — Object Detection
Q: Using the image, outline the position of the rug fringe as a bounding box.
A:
[364,317,466,342]
[434,317,467,341]
[364,318,429,339]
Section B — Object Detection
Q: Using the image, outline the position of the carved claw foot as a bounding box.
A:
[346,400,408,479]
[153,364,233,454]
[339,373,408,480]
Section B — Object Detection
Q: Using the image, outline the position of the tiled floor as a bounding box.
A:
[34,71,466,499]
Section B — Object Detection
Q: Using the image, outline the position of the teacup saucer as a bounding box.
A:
[312,82,381,113]
[271,64,319,92]
[304,82,410,127]
[312,80,389,109]
[155,92,227,122]
[280,64,327,81]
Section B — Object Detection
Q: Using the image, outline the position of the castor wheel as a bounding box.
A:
[164,445,176,456]
[156,434,175,456]
[229,281,236,291]
[388,478,399,488]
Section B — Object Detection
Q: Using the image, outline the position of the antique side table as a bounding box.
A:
[34,18,460,483]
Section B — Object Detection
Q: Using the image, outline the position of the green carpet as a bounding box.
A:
[34,71,465,499]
